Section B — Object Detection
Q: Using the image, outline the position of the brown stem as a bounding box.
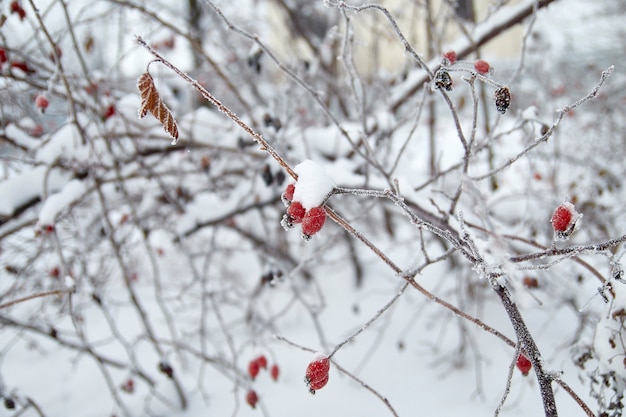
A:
[0,288,73,310]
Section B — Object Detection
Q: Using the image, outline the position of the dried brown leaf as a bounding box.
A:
[137,72,179,142]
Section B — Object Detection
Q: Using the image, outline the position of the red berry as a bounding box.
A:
[516,354,532,376]
[308,373,329,393]
[11,61,33,74]
[550,202,579,239]
[301,206,326,238]
[270,364,279,381]
[35,94,49,112]
[283,183,295,202]
[248,359,260,380]
[245,389,258,409]
[550,204,574,232]
[49,266,60,278]
[255,355,268,369]
[103,104,116,120]
[443,50,456,65]
[30,124,44,137]
[474,59,490,75]
[305,355,330,392]
[41,224,55,234]
[287,201,306,224]
[0,49,7,65]
[121,378,134,393]
[50,45,62,62]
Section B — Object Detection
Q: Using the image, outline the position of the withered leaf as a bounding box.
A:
[137,72,179,143]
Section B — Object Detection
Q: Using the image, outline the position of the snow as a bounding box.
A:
[37,179,88,226]
[293,160,335,210]
[0,166,70,217]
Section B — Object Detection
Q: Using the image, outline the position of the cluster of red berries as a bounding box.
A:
[10,1,26,20]
[248,355,279,381]
[281,183,327,240]
[1,48,34,74]
[550,202,580,240]
[305,354,330,394]
[245,355,280,409]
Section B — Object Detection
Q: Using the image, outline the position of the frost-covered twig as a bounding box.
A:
[494,344,522,417]
[328,282,409,358]
[326,1,434,80]
[470,66,614,181]
[389,0,558,111]
[275,335,400,417]
[202,0,382,169]
[136,36,298,180]
[509,234,626,266]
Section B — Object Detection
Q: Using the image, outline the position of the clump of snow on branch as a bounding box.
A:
[293,160,335,210]
[38,180,87,226]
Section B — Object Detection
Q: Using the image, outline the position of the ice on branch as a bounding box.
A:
[293,160,335,210]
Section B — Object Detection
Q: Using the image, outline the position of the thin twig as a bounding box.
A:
[0,288,72,310]
[136,36,298,180]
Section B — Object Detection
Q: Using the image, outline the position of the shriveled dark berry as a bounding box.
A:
[434,69,453,91]
[494,87,511,114]
[261,164,273,186]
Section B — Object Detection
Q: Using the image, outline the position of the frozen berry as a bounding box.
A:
[41,224,55,234]
[442,50,456,65]
[308,373,329,393]
[245,389,258,409]
[255,355,268,369]
[301,206,326,239]
[550,202,579,239]
[103,104,116,120]
[11,61,33,74]
[287,201,306,224]
[282,183,295,204]
[35,94,49,112]
[305,354,330,392]
[248,359,260,380]
[49,266,60,278]
[270,364,279,381]
[0,48,7,65]
[474,59,490,75]
[516,354,532,376]
[121,378,134,393]
[522,276,539,289]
